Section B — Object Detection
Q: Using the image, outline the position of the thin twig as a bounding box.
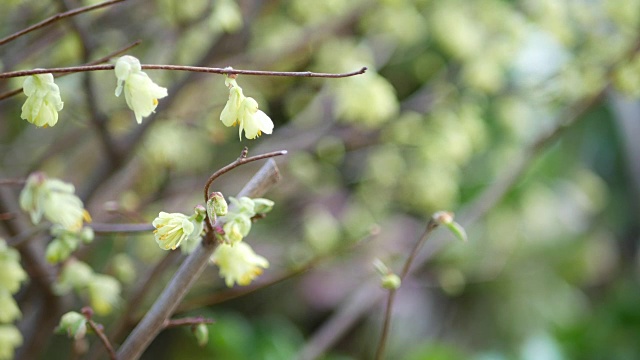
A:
[81,307,116,360]
[0,0,126,46]
[0,178,26,186]
[117,158,282,360]
[202,147,287,236]
[163,316,215,329]
[0,64,368,80]
[90,222,154,234]
[374,218,439,360]
[0,40,140,101]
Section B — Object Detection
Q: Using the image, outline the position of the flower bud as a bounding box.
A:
[207,192,228,219]
[380,274,402,290]
[56,312,87,340]
[194,323,209,347]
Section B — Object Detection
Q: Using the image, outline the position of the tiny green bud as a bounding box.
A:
[207,192,228,219]
[252,198,274,214]
[193,205,207,223]
[80,227,94,244]
[381,273,402,290]
[433,211,467,242]
[57,311,87,340]
[193,323,209,347]
[432,211,454,225]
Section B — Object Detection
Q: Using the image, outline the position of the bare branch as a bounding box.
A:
[0,64,368,80]
[82,307,116,360]
[0,0,127,46]
[375,218,440,360]
[0,40,141,101]
[163,316,215,329]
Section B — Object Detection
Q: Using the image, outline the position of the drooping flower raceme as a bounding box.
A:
[152,206,205,251]
[210,242,269,287]
[20,73,64,127]
[115,55,168,124]
[220,75,274,140]
[19,173,90,231]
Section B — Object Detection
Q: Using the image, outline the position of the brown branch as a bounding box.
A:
[81,307,116,360]
[0,40,140,101]
[163,316,215,329]
[0,64,368,80]
[0,0,126,46]
[0,178,25,186]
[108,250,182,345]
[89,222,154,234]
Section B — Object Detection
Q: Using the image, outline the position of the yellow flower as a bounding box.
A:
[210,242,269,287]
[20,73,64,127]
[115,55,168,123]
[152,212,195,250]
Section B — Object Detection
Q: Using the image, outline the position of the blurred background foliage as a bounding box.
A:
[2,0,640,359]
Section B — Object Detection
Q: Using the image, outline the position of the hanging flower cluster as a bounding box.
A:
[210,196,274,287]
[0,239,28,360]
[220,74,274,140]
